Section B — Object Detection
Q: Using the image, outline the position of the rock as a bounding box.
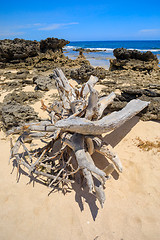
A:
[110,48,159,72]
[0,37,75,70]
[70,64,107,82]
[100,68,160,121]
[3,91,42,104]
[2,102,38,130]
[0,38,69,63]
[33,75,56,91]
[0,38,39,63]
[1,90,41,130]
[73,48,103,53]
[4,69,30,80]
[113,48,158,61]
[40,38,69,53]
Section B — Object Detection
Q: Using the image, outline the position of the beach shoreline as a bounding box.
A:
[63,40,160,69]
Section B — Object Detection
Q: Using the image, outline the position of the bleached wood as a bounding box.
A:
[70,100,85,114]
[9,68,151,209]
[94,185,106,208]
[85,85,99,120]
[27,124,57,132]
[97,92,116,119]
[94,138,123,172]
[53,68,76,104]
[85,152,106,207]
[80,75,98,98]
[62,133,106,179]
[82,168,94,193]
[55,99,149,135]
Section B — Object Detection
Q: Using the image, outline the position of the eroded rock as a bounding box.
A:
[70,64,107,82]
[33,75,56,91]
[110,48,159,72]
[2,102,38,130]
[1,91,42,130]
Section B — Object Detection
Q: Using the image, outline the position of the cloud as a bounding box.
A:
[0,31,24,37]
[15,23,44,29]
[139,29,160,34]
[0,22,79,38]
[39,22,79,31]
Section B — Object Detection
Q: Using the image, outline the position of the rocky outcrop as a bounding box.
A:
[0,38,39,64]
[2,102,38,130]
[70,64,107,82]
[100,69,160,121]
[40,38,69,53]
[73,48,103,53]
[1,91,41,130]
[110,48,159,72]
[0,37,78,69]
[0,37,69,62]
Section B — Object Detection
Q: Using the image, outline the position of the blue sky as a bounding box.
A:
[0,0,160,41]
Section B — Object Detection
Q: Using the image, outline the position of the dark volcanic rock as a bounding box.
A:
[1,91,42,130]
[40,38,69,53]
[100,68,160,121]
[33,75,56,91]
[113,48,157,61]
[73,48,103,53]
[70,65,95,81]
[70,64,107,82]
[0,38,39,63]
[2,102,38,130]
[110,48,159,71]
[0,37,70,69]
[3,91,42,104]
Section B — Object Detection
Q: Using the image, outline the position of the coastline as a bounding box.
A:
[63,40,160,69]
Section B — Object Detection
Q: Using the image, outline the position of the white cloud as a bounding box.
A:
[139,29,160,33]
[0,31,24,37]
[39,22,79,31]
[33,23,42,26]
[15,23,44,29]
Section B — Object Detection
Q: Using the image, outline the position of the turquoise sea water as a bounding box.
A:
[63,40,160,69]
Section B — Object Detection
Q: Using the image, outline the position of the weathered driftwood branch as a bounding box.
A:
[97,92,116,119]
[55,99,149,135]
[9,68,150,208]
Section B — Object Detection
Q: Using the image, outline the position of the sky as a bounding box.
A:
[0,0,160,41]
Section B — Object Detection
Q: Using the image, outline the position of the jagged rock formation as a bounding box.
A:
[40,38,69,53]
[0,37,84,69]
[110,48,159,72]
[0,38,69,62]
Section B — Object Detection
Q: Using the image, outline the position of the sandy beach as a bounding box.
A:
[0,115,160,240]
[0,38,160,240]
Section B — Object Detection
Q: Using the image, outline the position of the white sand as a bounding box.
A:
[0,117,160,240]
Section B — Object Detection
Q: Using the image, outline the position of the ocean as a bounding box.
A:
[63,40,160,69]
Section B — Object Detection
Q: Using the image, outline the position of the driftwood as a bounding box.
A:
[9,68,150,208]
